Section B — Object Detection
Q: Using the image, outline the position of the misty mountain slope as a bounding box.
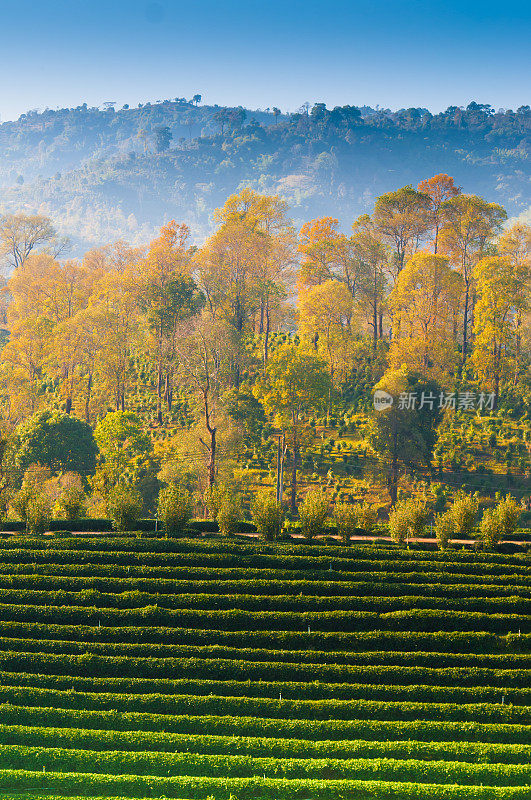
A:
[0,100,528,249]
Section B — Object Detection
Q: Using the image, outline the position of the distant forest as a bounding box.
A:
[0,97,529,251]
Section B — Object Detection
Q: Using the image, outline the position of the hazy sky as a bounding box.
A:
[1,0,529,120]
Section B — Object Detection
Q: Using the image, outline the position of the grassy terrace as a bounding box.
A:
[0,535,528,799]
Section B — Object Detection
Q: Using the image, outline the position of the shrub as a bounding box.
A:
[299,489,329,540]
[333,503,359,545]
[479,495,521,549]
[479,509,502,550]
[450,492,479,537]
[496,495,521,539]
[157,485,193,536]
[251,491,284,541]
[434,510,455,550]
[107,485,143,531]
[204,484,232,519]
[55,486,87,521]
[388,499,427,545]
[10,464,52,522]
[217,496,242,537]
[354,501,378,533]
[25,494,52,535]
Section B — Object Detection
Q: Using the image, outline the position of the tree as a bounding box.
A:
[8,410,97,481]
[439,194,507,361]
[373,186,431,275]
[129,221,203,423]
[298,279,356,383]
[0,214,61,270]
[351,215,389,350]
[93,411,156,505]
[88,270,140,412]
[472,256,527,406]
[154,126,172,153]
[254,341,331,512]
[389,252,462,382]
[417,174,460,253]
[369,369,442,502]
[198,189,296,379]
[297,217,342,291]
[175,314,237,489]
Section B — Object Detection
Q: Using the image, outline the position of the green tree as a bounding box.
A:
[369,369,442,502]
[8,410,97,482]
[93,411,157,506]
[254,341,331,512]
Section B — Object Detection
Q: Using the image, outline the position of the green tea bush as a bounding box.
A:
[157,484,193,536]
[299,489,329,540]
[251,491,284,541]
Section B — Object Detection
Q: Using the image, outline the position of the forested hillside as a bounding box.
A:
[0,99,529,250]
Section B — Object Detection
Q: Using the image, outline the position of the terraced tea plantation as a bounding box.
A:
[0,535,529,799]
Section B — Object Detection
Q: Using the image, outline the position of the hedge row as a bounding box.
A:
[0,573,528,599]
[0,602,526,633]
[2,724,528,764]
[2,686,528,723]
[2,745,530,784]
[1,587,528,614]
[0,620,528,653]
[4,705,526,743]
[0,770,529,799]
[1,637,528,671]
[0,546,528,577]
[2,561,526,587]
[2,536,527,565]
[1,671,527,706]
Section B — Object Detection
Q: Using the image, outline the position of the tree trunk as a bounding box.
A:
[263,306,271,366]
[462,282,470,362]
[389,416,398,504]
[84,373,92,424]
[65,396,72,415]
[157,363,163,424]
[208,427,216,489]
[290,443,298,514]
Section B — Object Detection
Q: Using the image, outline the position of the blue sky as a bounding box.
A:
[0,0,529,120]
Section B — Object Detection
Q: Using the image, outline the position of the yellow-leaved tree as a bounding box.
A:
[472,256,528,406]
[389,252,462,382]
[298,279,357,384]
